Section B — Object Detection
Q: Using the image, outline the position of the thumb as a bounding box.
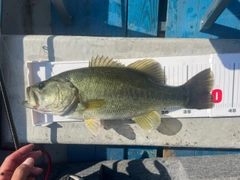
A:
[11,157,34,180]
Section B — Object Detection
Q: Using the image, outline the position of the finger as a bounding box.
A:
[30,166,43,175]
[10,144,34,159]
[11,157,34,180]
[23,150,42,161]
[0,144,34,174]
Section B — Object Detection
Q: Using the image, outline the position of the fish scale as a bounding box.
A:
[62,67,190,119]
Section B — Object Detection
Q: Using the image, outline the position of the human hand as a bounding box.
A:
[0,144,43,180]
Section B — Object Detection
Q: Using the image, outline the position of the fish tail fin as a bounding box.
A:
[183,68,214,109]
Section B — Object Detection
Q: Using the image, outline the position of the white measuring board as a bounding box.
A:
[25,53,240,126]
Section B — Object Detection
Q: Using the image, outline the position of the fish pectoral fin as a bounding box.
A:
[89,56,125,67]
[132,111,161,131]
[84,99,106,110]
[127,59,165,84]
[85,119,102,136]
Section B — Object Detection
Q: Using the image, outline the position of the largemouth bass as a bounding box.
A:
[23,56,214,135]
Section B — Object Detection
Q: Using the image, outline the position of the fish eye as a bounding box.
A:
[38,82,45,90]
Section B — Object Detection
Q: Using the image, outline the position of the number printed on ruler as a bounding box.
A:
[212,89,223,103]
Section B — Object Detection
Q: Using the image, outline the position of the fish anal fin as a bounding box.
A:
[90,56,125,67]
[127,59,165,84]
[85,119,102,136]
[84,99,106,110]
[133,111,161,131]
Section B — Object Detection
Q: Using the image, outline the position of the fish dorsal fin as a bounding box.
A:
[127,59,165,84]
[90,56,125,67]
[133,111,161,131]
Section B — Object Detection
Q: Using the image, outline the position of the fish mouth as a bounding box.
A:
[22,87,40,110]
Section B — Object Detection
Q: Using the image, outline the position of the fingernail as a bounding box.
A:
[35,167,43,173]
[28,144,34,149]
[36,150,42,155]
[23,157,34,166]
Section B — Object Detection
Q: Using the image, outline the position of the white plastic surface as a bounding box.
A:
[25,54,240,126]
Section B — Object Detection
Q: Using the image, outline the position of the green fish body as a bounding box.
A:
[23,56,214,135]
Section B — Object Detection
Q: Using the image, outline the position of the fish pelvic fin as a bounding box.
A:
[127,59,165,84]
[85,119,102,136]
[133,111,161,131]
[183,68,214,109]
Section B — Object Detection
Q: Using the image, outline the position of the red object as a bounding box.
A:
[212,89,222,103]
[34,147,51,180]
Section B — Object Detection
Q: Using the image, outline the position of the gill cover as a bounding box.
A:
[23,77,79,115]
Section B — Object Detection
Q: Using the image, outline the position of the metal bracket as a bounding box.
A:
[200,0,232,31]
[52,0,72,26]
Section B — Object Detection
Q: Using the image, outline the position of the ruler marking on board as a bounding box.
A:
[231,63,236,108]
[228,63,232,108]
[236,63,240,108]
